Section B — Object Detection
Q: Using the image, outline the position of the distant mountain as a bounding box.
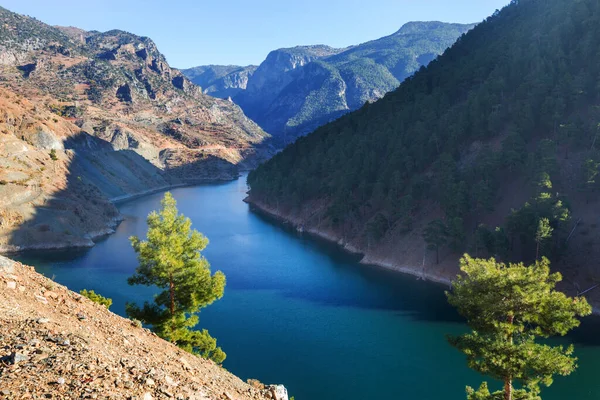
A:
[181,65,257,99]
[0,6,270,252]
[183,22,475,144]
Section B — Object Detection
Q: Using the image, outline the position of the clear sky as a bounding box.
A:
[1,0,510,68]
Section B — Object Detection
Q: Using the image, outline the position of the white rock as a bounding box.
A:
[0,256,15,273]
[6,281,16,290]
[35,295,48,304]
[270,385,289,400]
[165,375,178,386]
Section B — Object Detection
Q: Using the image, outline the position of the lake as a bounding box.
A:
[14,177,600,400]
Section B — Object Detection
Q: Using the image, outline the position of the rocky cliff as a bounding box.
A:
[181,65,258,100]
[184,23,474,145]
[0,6,272,252]
[0,256,289,399]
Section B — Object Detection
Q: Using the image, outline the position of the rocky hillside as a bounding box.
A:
[184,23,474,144]
[247,0,600,307]
[0,6,271,252]
[182,65,258,99]
[0,256,288,399]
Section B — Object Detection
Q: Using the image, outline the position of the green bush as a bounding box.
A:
[80,289,112,309]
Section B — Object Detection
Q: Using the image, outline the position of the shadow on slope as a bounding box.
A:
[6,131,238,252]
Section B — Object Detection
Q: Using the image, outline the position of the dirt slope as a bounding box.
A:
[0,256,288,400]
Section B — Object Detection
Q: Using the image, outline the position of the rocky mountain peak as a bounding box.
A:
[203,22,475,145]
[0,5,272,253]
[259,44,342,74]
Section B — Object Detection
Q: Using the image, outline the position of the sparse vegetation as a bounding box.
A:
[80,289,113,309]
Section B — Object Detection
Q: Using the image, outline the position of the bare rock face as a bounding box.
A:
[0,255,15,273]
[29,130,64,150]
[181,65,258,99]
[172,75,186,90]
[107,125,139,151]
[268,385,289,400]
[0,6,273,252]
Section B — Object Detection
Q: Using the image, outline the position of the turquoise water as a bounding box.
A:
[15,177,600,399]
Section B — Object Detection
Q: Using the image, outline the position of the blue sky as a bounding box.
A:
[1,0,510,68]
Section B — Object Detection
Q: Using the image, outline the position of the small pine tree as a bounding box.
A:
[80,289,112,309]
[447,255,591,400]
[49,149,58,161]
[423,219,448,264]
[535,217,553,260]
[126,192,227,364]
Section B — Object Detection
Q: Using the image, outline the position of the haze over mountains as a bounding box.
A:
[183,22,475,144]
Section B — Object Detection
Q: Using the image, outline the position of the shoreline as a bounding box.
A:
[245,196,600,315]
[244,196,453,287]
[109,183,189,204]
[0,176,240,255]
[4,178,598,315]
[110,175,241,204]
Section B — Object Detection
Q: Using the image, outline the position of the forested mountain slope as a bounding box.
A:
[184,22,474,145]
[248,0,600,301]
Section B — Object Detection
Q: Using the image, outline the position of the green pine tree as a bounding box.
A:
[535,218,553,260]
[126,192,227,364]
[447,255,591,400]
[423,219,448,264]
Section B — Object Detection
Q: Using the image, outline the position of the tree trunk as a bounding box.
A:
[169,273,175,343]
[505,314,514,400]
[504,378,513,400]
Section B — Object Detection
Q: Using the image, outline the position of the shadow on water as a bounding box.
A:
[249,205,464,324]
[249,203,600,336]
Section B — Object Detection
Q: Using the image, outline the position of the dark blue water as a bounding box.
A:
[15,177,600,399]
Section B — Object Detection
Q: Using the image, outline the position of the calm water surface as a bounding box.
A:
[15,177,600,399]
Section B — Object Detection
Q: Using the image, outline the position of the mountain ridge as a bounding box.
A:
[183,21,475,144]
[0,6,271,253]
